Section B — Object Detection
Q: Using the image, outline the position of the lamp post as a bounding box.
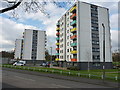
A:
[50,47,52,68]
[102,23,105,82]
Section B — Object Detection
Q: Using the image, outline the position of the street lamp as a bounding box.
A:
[102,23,105,82]
[50,47,52,68]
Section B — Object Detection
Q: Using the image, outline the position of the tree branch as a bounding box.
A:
[0,0,23,13]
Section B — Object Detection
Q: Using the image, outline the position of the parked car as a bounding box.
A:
[40,62,50,67]
[13,62,25,66]
[19,60,26,65]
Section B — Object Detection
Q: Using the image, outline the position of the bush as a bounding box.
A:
[67,66,80,71]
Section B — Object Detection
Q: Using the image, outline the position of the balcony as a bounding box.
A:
[71,50,77,54]
[70,35,77,40]
[56,32,60,36]
[56,43,60,45]
[56,37,60,40]
[55,58,59,61]
[70,20,76,26]
[56,48,60,50]
[56,27,60,31]
[56,22,60,26]
[70,43,77,47]
[71,58,77,61]
[56,53,59,55]
[70,28,77,33]
[70,6,76,13]
[70,13,76,19]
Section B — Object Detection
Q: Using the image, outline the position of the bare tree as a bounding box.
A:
[0,0,75,18]
[0,0,23,13]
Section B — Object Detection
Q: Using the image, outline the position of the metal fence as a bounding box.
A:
[2,65,119,81]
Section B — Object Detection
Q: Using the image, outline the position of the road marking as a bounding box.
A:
[14,76,35,82]
[51,84,71,88]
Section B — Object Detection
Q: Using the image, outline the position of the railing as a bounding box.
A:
[55,58,59,61]
[2,65,120,81]
[56,32,60,36]
[71,58,77,61]
[56,37,60,40]
[70,35,77,39]
[71,50,77,54]
[70,13,76,19]
[56,53,59,55]
[56,43,60,45]
[70,20,76,26]
[70,28,77,33]
[56,27,60,31]
[56,22,60,26]
[70,43,77,47]
[56,48,60,50]
[70,6,76,12]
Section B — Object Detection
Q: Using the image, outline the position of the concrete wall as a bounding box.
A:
[14,39,22,59]
[37,31,46,60]
[22,29,33,60]
[98,7,112,62]
[78,2,92,62]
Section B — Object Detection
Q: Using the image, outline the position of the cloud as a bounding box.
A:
[110,14,118,29]
[1,1,119,54]
[0,17,38,51]
[110,30,119,52]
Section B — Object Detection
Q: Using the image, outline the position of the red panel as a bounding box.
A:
[56,32,60,36]
[71,58,77,61]
[70,13,76,19]
[56,48,60,50]
[70,35,77,39]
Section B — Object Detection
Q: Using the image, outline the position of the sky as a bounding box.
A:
[0,0,119,54]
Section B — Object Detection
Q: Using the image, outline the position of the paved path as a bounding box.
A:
[2,68,114,88]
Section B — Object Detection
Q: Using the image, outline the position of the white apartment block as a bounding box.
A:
[56,1,112,70]
[14,29,46,63]
[22,29,46,61]
[14,39,23,59]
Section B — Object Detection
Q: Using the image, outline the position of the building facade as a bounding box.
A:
[22,29,46,61]
[14,29,46,63]
[14,39,23,60]
[56,1,112,70]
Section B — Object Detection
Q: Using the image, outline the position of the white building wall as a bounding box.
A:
[14,39,22,59]
[98,7,112,62]
[22,29,33,60]
[65,10,73,62]
[78,2,92,62]
[59,15,66,61]
[36,31,46,60]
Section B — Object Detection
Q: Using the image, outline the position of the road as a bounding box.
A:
[2,69,113,88]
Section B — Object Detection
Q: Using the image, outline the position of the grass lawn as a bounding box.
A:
[2,64,119,82]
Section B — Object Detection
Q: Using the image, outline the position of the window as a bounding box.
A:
[92,48,100,52]
[67,36,69,39]
[93,55,100,60]
[91,5,97,11]
[91,26,98,31]
[92,33,99,38]
[67,55,69,59]
[91,19,98,24]
[91,13,98,17]
[67,30,69,33]
[92,40,99,45]
[67,42,69,46]
[67,12,69,15]
[67,49,69,52]
[67,23,69,27]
